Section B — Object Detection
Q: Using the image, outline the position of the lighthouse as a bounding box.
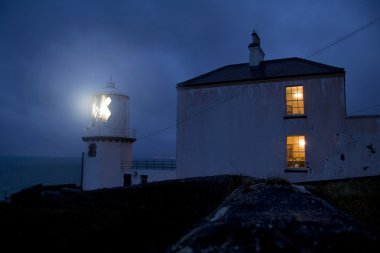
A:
[82,80,135,190]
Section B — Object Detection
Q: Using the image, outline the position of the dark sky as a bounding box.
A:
[0,0,379,158]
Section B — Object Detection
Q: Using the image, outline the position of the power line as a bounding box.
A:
[349,104,380,115]
[136,17,380,142]
[308,16,380,58]
[138,122,177,141]
[273,16,380,77]
[138,90,241,141]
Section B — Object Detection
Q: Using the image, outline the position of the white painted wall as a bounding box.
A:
[82,83,134,190]
[83,141,132,190]
[176,75,380,182]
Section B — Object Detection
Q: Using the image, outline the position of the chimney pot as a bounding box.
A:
[249,30,265,67]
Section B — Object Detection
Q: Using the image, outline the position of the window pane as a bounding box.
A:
[285,86,304,115]
[287,135,306,168]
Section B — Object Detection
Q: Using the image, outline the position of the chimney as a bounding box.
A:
[248,30,265,67]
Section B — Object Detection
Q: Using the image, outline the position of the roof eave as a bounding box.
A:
[177,71,345,88]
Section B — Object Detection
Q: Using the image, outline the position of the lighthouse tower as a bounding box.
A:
[82,80,135,190]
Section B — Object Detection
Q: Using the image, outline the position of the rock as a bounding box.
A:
[168,182,379,252]
[11,184,43,207]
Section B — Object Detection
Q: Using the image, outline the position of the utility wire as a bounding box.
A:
[267,16,380,77]
[138,90,241,141]
[349,104,380,115]
[136,16,380,142]
[308,16,380,58]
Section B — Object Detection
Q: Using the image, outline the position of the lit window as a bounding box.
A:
[286,86,304,115]
[92,95,112,122]
[287,136,306,168]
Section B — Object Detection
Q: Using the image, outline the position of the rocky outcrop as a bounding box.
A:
[6,176,380,252]
[6,176,255,252]
[168,181,379,253]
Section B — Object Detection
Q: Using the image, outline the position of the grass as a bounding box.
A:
[302,176,380,236]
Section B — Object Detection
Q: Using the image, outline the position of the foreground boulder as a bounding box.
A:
[6,176,255,252]
[168,181,379,253]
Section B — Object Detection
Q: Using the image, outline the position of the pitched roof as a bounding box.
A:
[178,57,345,87]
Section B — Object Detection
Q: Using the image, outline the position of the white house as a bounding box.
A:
[176,31,380,182]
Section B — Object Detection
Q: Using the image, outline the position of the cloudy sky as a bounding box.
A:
[0,0,379,158]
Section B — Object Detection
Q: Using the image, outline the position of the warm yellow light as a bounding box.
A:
[299,139,306,147]
[294,92,303,99]
[92,95,112,122]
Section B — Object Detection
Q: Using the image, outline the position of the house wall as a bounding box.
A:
[176,75,380,182]
[339,117,379,176]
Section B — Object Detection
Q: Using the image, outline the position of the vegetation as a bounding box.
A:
[0,175,379,252]
[302,176,380,236]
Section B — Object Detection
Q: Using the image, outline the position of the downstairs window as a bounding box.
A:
[287,135,306,168]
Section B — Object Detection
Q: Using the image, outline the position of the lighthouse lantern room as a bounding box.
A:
[82,80,135,190]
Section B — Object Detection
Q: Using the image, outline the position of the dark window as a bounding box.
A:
[140,175,148,184]
[88,143,97,157]
[124,174,132,186]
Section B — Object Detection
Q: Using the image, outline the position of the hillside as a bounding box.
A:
[1,175,379,252]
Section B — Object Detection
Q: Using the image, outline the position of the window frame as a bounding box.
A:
[285,85,305,117]
[285,135,307,172]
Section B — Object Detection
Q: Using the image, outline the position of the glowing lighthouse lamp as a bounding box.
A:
[82,80,135,190]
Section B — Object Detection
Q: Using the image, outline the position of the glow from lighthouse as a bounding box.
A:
[92,95,112,122]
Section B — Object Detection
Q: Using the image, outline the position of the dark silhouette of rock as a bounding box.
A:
[5,176,254,252]
[168,181,379,253]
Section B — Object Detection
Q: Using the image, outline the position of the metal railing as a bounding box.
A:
[121,160,176,170]
[83,127,136,138]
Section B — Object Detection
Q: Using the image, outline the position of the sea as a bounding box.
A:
[0,156,82,201]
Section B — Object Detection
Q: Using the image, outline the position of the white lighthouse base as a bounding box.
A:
[82,140,132,191]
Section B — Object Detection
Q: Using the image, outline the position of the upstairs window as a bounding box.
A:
[287,136,306,168]
[286,86,304,115]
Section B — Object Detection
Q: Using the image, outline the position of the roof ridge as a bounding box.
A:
[177,63,249,86]
[221,57,344,70]
[264,57,344,71]
[296,57,344,71]
[262,57,300,63]
[178,57,345,87]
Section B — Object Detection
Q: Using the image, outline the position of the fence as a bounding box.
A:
[121,160,176,170]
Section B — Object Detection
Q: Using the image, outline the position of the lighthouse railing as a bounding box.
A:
[121,160,176,171]
[83,127,136,138]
